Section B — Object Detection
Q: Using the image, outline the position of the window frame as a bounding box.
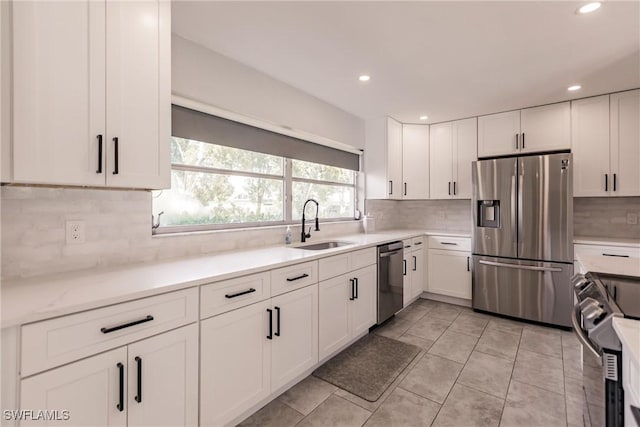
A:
[153,144,358,234]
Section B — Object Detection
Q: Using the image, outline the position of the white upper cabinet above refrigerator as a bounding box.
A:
[9,0,170,189]
[477,110,520,158]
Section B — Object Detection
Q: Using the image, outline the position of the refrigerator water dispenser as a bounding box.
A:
[478,200,500,228]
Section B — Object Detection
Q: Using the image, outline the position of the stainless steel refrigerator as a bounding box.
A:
[471,153,573,327]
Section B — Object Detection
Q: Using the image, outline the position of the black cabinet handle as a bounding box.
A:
[354,278,359,299]
[389,180,393,195]
[116,362,124,412]
[605,174,608,192]
[404,182,407,196]
[134,356,142,403]
[286,273,309,282]
[96,135,103,174]
[448,182,451,195]
[266,308,273,339]
[441,242,458,246]
[403,259,407,276]
[414,241,423,246]
[453,182,457,196]
[349,278,355,301]
[275,306,281,337]
[101,315,154,334]
[225,288,256,299]
[602,253,630,258]
[467,257,470,271]
[112,137,119,175]
[613,173,617,191]
[412,255,417,271]
[522,132,525,149]
[515,133,519,150]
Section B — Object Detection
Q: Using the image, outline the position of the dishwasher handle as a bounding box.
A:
[379,251,400,258]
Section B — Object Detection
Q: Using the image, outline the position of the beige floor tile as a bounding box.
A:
[364,387,440,427]
[457,351,513,399]
[519,328,563,358]
[500,380,566,427]
[428,329,478,364]
[485,317,524,336]
[448,313,489,337]
[297,395,371,427]
[397,333,435,351]
[475,329,520,361]
[406,316,453,341]
[277,376,337,415]
[374,317,412,340]
[432,383,504,427]
[428,303,462,322]
[395,304,429,323]
[512,348,564,394]
[238,399,304,427]
[399,354,463,404]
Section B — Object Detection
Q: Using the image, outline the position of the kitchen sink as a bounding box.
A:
[292,241,355,250]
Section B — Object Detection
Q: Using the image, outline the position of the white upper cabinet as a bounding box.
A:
[387,117,404,199]
[402,124,430,199]
[9,0,170,189]
[520,102,571,154]
[572,95,611,197]
[430,118,477,199]
[478,102,570,157]
[610,89,640,197]
[477,110,520,158]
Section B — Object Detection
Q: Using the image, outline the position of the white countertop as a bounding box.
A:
[613,317,640,368]
[574,236,640,248]
[1,229,470,328]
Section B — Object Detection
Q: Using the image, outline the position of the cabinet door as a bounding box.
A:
[106,0,170,189]
[20,348,127,427]
[611,90,640,197]
[571,96,611,197]
[410,248,426,299]
[402,124,430,199]
[429,122,454,199]
[452,118,478,199]
[271,285,318,391]
[127,324,198,427]
[319,274,351,360]
[477,110,520,158]
[403,251,411,307]
[200,300,271,427]
[387,117,404,199]
[520,102,571,154]
[427,250,472,300]
[351,265,377,337]
[12,1,106,186]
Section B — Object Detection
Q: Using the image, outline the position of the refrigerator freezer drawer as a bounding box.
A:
[472,255,573,327]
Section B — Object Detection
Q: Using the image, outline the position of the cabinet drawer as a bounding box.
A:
[402,239,413,251]
[411,236,425,250]
[201,272,271,319]
[271,261,318,296]
[428,236,471,252]
[350,247,377,271]
[319,254,350,281]
[21,288,198,377]
[574,244,640,261]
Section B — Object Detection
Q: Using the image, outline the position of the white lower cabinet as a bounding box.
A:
[200,285,319,426]
[428,249,472,300]
[20,324,198,427]
[410,247,426,300]
[402,237,426,307]
[319,264,376,361]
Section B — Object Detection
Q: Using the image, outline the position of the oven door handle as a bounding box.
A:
[571,305,602,363]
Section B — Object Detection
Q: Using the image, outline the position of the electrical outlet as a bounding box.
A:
[66,220,86,244]
[627,213,638,225]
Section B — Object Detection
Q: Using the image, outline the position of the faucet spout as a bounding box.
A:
[301,198,319,243]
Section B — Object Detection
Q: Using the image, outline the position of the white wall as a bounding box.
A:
[172,35,365,150]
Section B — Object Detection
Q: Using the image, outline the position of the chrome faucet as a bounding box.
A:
[301,199,319,243]
[152,211,164,234]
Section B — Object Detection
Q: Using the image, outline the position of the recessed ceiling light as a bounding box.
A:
[577,2,601,14]
[358,75,371,82]
[568,85,582,91]
[419,116,429,121]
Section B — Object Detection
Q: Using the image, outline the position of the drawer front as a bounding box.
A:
[411,236,425,250]
[271,261,318,296]
[402,239,413,252]
[428,236,471,252]
[21,288,198,377]
[319,254,350,282]
[350,247,377,271]
[201,272,271,319]
[574,244,640,261]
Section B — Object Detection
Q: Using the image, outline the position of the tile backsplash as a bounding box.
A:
[574,197,640,240]
[1,186,361,280]
[365,199,472,232]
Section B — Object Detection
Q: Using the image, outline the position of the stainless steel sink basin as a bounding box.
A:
[292,241,355,250]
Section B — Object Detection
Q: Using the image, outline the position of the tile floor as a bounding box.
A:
[239,299,587,427]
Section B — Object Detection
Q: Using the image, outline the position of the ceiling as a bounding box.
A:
[172,1,640,124]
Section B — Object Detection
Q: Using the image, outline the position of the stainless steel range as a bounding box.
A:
[572,272,640,426]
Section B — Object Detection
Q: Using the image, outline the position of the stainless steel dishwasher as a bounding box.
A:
[377,241,404,324]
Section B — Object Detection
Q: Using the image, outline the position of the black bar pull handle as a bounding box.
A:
[613,173,617,191]
[412,255,417,271]
[134,356,142,403]
[515,133,519,149]
[389,180,393,195]
[286,273,309,282]
[605,174,608,192]
[349,278,355,301]
[101,315,154,334]
[448,182,451,195]
[116,362,124,412]
[441,242,458,246]
[414,241,423,246]
[602,253,630,258]
[275,306,281,337]
[354,277,359,299]
[467,257,470,271]
[225,288,256,299]
[266,308,273,339]
[404,182,407,196]
[403,259,407,276]
[522,132,525,149]
[112,137,119,175]
[96,135,103,174]
[453,181,456,196]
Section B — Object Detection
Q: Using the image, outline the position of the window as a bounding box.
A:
[153,137,357,232]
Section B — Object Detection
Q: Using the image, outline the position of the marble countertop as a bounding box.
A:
[1,229,470,328]
[613,317,640,368]
[574,236,640,248]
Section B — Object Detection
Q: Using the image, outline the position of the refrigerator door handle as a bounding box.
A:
[478,260,563,272]
[517,164,524,257]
